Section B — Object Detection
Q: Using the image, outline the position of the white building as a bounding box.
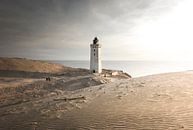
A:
[90,37,102,73]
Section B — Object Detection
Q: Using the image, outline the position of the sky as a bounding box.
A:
[0,0,193,61]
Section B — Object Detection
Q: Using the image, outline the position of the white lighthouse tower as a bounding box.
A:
[90,37,102,73]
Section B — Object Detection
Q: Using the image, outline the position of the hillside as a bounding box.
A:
[1,71,193,129]
[0,57,134,129]
[1,57,193,129]
[0,57,72,73]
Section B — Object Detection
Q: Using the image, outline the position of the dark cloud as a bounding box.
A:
[0,0,179,60]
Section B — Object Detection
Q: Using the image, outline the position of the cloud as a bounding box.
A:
[0,0,180,60]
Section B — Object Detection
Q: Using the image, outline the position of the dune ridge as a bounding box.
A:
[0,57,71,73]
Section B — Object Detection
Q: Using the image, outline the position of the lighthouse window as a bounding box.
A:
[94,49,95,52]
[94,53,95,56]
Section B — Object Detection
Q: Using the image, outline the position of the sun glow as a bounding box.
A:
[135,0,193,61]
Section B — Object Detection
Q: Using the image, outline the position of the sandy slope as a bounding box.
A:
[1,71,193,129]
[0,57,192,129]
[0,57,71,73]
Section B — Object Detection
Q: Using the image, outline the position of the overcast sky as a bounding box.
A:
[0,0,193,60]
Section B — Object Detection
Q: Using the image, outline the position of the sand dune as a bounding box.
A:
[1,71,193,129]
[0,57,71,73]
[1,58,193,129]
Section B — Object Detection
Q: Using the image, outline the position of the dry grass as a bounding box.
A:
[0,57,72,73]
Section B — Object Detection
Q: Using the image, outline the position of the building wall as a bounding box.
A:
[90,44,102,73]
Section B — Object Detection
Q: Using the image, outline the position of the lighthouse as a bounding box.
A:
[90,37,102,73]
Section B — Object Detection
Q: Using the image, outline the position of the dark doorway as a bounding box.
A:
[93,70,95,73]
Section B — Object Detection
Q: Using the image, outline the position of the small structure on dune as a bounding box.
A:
[90,37,102,73]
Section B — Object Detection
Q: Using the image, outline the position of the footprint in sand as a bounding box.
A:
[148,93,173,102]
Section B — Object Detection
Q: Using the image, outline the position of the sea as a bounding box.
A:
[50,61,193,77]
